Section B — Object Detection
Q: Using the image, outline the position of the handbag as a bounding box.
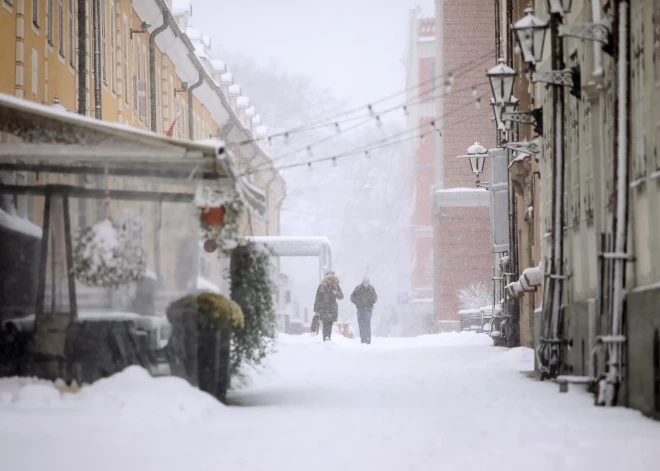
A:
[311,314,320,334]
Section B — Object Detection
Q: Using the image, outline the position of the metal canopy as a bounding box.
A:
[0,93,267,217]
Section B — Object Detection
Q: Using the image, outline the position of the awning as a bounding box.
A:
[0,93,266,217]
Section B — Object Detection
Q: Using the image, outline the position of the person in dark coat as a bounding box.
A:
[350,277,377,344]
[313,271,344,341]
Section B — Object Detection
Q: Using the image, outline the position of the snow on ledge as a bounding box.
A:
[435,187,490,208]
[0,208,42,238]
[197,275,220,294]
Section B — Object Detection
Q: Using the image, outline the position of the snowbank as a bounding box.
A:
[0,366,223,426]
[0,208,42,238]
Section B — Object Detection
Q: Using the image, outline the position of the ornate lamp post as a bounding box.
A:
[456,141,489,189]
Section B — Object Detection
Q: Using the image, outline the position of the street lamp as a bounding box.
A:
[512,7,548,65]
[456,140,488,188]
[547,0,572,14]
[486,59,516,104]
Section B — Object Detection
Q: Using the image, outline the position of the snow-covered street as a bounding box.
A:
[2,332,660,471]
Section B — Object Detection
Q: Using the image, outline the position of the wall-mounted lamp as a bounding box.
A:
[130,21,152,39]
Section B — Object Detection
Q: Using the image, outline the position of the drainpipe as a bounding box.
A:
[149,16,169,132]
[603,0,629,407]
[92,0,102,119]
[187,65,204,139]
[77,0,87,115]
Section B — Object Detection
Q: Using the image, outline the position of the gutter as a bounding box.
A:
[149,14,169,132]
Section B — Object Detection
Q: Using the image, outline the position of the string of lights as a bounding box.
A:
[230,51,493,148]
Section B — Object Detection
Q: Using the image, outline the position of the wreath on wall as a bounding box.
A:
[72,213,146,288]
[195,184,244,254]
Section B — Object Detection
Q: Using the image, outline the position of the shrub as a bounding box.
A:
[166,292,244,331]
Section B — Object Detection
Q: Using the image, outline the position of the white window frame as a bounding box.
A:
[123,15,129,104]
[68,0,75,67]
[31,49,38,96]
[631,6,646,181]
[46,0,54,44]
[57,0,64,56]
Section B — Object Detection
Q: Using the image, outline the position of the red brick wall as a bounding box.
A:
[434,0,496,321]
[434,206,492,320]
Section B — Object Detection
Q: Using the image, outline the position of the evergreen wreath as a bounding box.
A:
[229,240,276,378]
[195,185,244,253]
[72,214,146,288]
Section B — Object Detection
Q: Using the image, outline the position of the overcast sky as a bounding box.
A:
[193,0,435,108]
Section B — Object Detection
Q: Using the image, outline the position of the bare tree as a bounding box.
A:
[458,281,492,309]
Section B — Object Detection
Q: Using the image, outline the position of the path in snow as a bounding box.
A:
[1,332,660,471]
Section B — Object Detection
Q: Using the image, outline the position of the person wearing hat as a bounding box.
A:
[313,271,344,341]
[350,277,378,344]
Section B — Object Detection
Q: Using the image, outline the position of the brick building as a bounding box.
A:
[432,0,496,322]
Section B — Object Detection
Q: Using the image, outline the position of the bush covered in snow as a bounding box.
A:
[166,292,244,331]
[457,281,492,309]
[230,241,276,378]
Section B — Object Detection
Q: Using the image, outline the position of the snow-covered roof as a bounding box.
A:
[210,59,226,73]
[245,236,332,257]
[228,84,241,96]
[220,72,233,84]
[193,43,210,63]
[0,93,268,218]
[252,114,261,125]
[171,0,192,15]
[185,26,201,41]
[0,208,42,238]
[255,125,268,138]
[245,106,256,118]
[236,96,250,109]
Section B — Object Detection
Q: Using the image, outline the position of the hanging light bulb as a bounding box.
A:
[284,132,290,144]
[368,104,375,116]
[267,136,274,147]
[365,150,371,159]
[307,162,312,171]
[475,97,482,109]
[430,120,436,130]
[307,146,313,157]
[376,116,383,127]
[332,157,338,167]
[448,71,455,85]
[403,106,410,116]
[421,133,426,144]
[472,87,479,98]
[335,122,341,134]
[444,80,452,94]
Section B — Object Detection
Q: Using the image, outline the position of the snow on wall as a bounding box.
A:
[0,208,43,238]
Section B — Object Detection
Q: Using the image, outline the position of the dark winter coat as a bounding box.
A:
[314,275,344,322]
[350,284,377,311]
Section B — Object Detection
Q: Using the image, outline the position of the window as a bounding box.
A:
[123,15,129,104]
[47,0,54,43]
[155,67,161,132]
[631,6,646,180]
[101,0,107,83]
[68,0,74,66]
[31,49,38,95]
[110,2,115,92]
[33,0,40,27]
[58,0,64,56]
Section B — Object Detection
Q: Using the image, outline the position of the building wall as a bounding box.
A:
[432,0,495,322]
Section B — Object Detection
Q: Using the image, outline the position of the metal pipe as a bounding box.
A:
[607,0,629,405]
[77,0,87,115]
[93,0,102,119]
[187,67,204,139]
[149,15,169,133]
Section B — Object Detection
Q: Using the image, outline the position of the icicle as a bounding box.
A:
[475,97,482,109]
[403,106,410,116]
[472,87,479,98]
[368,104,375,116]
[448,71,455,85]
[332,157,338,167]
[307,146,313,157]
[376,116,383,127]
[335,122,341,134]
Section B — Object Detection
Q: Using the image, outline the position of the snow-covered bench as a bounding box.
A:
[556,375,592,393]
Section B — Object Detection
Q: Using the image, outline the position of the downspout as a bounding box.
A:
[77,0,87,115]
[604,0,629,407]
[149,16,169,132]
[187,65,204,139]
[93,0,102,119]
